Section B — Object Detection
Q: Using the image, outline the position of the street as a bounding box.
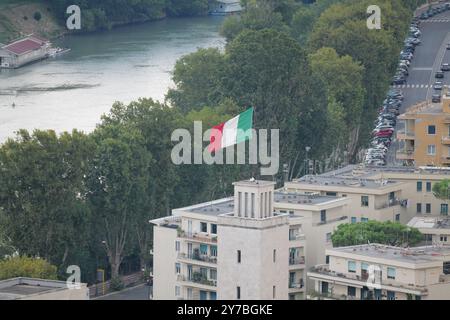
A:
[94,284,152,300]
[387,8,450,164]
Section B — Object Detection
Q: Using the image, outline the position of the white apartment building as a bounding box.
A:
[307,244,450,300]
[408,216,450,245]
[151,179,351,300]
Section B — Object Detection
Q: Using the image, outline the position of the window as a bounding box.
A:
[387,291,395,300]
[200,222,207,233]
[175,286,180,296]
[348,261,356,273]
[200,244,208,255]
[387,267,396,280]
[361,262,369,272]
[426,182,432,192]
[238,192,242,216]
[210,269,217,280]
[273,286,276,299]
[361,196,369,207]
[417,181,422,192]
[175,241,180,252]
[175,263,181,274]
[273,249,276,263]
[441,204,449,216]
[210,292,217,300]
[211,224,217,234]
[395,214,401,222]
[325,255,330,264]
[428,125,436,135]
[237,250,241,263]
[441,235,448,242]
[361,217,369,223]
[347,286,356,297]
[426,203,431,214]
[236,287,241,299]
[417,203,422,214]
[320,210,327,223]
[351,217,357,224]
[424,234,433,242]
[211,245,217,257]
[251,193,255,218]
[244,192,248,217]
[427,144,436,155]
[326,232,332,243]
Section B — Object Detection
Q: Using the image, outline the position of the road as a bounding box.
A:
[386,9,450,165]
[94,283,152,300]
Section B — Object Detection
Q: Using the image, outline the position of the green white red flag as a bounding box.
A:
[209,107,254,152]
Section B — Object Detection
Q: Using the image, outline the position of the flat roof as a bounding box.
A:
[292,174,403,190]
[408,217,450,230]
[2,37,45,55]
[328,244,450,265]
[317,164,450,178]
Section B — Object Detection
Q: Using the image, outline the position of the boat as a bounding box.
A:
[48,47,71,58]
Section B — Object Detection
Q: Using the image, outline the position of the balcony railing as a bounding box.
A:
[397,131,415,140]
[396,150,414,160]
[289,256,305,266]
[375,199,401,210]
[178,252,217,264]
[442,136,450,145]
[178,230,218,244]
[289,280,304,289]
[177,273,217,287]
[309,265,428,294]
[289,233,306,241]
[314,216,348,226]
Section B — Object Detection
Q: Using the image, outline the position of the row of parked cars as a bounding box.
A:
[419,3,450,20]
[366,20,423,166]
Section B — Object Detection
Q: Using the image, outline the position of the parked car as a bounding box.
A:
[442,63,450,71]
[434,81,444,90]
[432,94,442,103]
[436,71,445,78]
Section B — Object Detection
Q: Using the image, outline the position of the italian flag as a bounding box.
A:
[209,107,254,152]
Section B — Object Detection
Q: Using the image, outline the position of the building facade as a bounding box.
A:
[0,35,50,69]
[408,216,450,245]
[307,244,450,300]
[151,179,350,300]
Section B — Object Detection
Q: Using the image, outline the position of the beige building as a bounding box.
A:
[0,277,89,300]
[151,179,350,300]
[408,216,450,245]
[396,91,450,166]
[307,244,450,300]
[304,165,450,221]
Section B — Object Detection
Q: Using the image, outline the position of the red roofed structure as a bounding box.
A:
[0,35,51,69]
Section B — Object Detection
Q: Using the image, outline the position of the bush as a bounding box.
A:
[23,16,28,20]
[110,277,124,291]
[33,11,42,21]
[0,256,58,280]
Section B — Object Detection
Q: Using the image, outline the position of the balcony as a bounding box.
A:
[289,256,305,266]
[308,265,428,296]
[397,131,415,140]
[177,273,217,288]
[289,232,306,241]
[442,156,450,165]
[314,216,348,226]
[178,230,218,244]
[396,150,414,160]
[442,136,450,145]
[374,199,402,210]
[289,280,305,290]
[178,252,217,265]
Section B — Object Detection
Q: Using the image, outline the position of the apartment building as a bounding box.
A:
[151,179,350,300]
[408,216,450,245]
[284,176,408,224]
[307,244,450,300]
[396,91,450,166]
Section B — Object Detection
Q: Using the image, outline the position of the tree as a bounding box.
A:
[433,179,450,206]
[0,130,95,271]
[0,256,58,280]
[166,48,225,113]
[332,221,423,247]
[309,47,365,162]
[87,124,151,279]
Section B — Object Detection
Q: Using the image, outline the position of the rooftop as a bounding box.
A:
[0,278,73,300]
[328,244,450,265]
[2,36,48,55]
[291,174,403,190]
[408,217,450,230]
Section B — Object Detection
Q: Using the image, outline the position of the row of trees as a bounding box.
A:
[49,0,210,32]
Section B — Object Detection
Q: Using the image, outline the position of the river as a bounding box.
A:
[0,17,225,142]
